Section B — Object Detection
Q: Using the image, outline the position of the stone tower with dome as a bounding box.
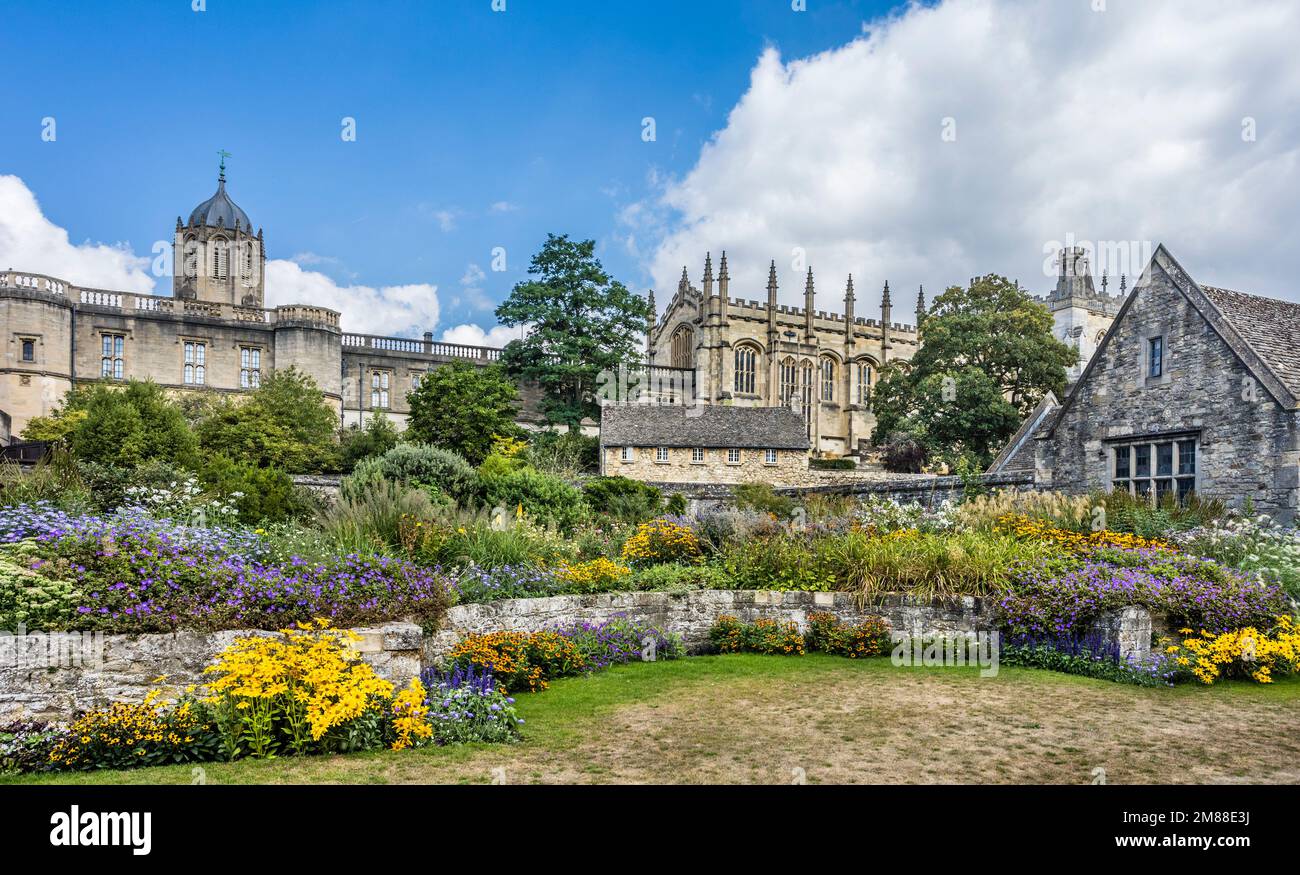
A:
[173,156,265,307]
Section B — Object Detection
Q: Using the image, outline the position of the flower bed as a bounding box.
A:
[1,504,453,633]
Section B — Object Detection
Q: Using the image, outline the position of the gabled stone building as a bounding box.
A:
[1035,245,1300,521]
[599,403,810,484]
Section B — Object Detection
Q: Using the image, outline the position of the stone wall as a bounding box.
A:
[0,622,422,722]
[0,589,1152,721]
[649,471,1036,513]
[603,445,809,485]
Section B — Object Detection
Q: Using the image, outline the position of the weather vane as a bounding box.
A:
[217,149,232,179]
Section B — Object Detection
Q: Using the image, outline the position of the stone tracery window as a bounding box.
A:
[857,360,873,405]
[779,356,797,406]
[670,325,694,370]
[820,356,836,402]
[734,343,759,395]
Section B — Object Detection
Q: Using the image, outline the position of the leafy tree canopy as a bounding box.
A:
[195,367,339,473]
[870,275,1075,468]
[495,234,651,429]
[23,381,197,469]
[405,360,520,466]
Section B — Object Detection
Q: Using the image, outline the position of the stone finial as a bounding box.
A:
[767,260,778,291]
[718,250,729,280]
[881,280,892,308]
[1120,273,1128,295]
[678,266,689,294]
[916,284,926,329]
[703,252,713,283]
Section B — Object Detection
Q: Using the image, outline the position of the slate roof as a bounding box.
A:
[189,177,252,230]
[1199,285,1300,399]
[986,391,1058,474]
[599,404,811,450]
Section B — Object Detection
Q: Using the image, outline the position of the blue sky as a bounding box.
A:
[1,0,901,334]
[4,0,1299,339]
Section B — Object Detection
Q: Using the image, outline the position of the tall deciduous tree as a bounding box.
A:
[495,234,651,429]
[196,367,340,473]
[871,274,1075,467]
[405,360,520,465]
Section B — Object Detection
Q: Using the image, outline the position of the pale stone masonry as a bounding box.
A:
[647,254,921,457]
[1035,245,1300,522]
[598,403,810,485]
[0,168,540,442]
[0,591,1154,720]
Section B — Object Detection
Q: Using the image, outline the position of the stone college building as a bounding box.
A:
[0,165,524,443]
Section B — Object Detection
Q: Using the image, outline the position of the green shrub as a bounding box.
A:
[709,616,805,655]
[526,430,599,476]
[0,542,82,630]
[55,381,198,469]
[318,479,441,554]
[665,493,687,516]
[423,512,576,570]
[721,535,834,591]
[478,468,589,533]
[1092,489,1227,538]
[805,612,891,657]
[200,455,315,524]
[75,459,193,513]
[339,413,400,472]
[582,476,664,523]
[343,443,477,505]
[732,482,797,519]
[0,450,92,511]
[629,562,731,593]
[809,458,857,471]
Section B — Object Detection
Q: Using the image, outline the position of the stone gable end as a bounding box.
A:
[1037,259,1300,520]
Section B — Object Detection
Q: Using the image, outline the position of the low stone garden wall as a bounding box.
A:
[654,471,1038,514]
[0,590,1152,721]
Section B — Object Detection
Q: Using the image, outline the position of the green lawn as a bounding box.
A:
[6,655,1300,785]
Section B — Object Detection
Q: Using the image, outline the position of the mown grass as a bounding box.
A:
[5,655,1298,785]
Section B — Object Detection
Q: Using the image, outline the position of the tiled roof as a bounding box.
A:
[1199,285,1300,399]
[599,403,811,450]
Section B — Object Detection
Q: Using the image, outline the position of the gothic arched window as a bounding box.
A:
[779,356,798,407]
[820,356,836,402]
[799,359,815,434]
[733,343,759,395]
[856,360,874,405]
[670,325,694,370]
[212,238,229,280]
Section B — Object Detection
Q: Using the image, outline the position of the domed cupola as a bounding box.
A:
[187,158,251,229]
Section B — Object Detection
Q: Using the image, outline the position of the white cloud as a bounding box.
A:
[439,322,522,348]
[489,201,518,213]
[637,0,1300,320]
[265,260,440,336]
[0,175,155,291]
